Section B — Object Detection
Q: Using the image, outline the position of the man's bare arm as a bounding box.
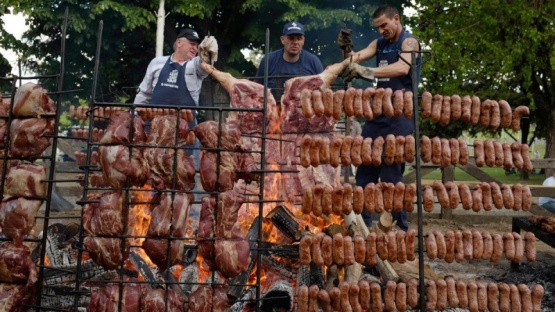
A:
[374,37,419,78]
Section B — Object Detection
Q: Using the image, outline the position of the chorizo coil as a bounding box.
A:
[512,105,530,132]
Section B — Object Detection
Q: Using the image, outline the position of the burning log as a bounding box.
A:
[266,205,301,241]
[259,280,294,312]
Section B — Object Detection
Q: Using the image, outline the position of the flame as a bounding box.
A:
[128,185,154,267]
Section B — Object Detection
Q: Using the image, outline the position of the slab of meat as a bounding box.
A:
[4,163,46,199]
[144,148,195,191]
[140,288,185,311]
[99,145,150,188]
[188,285,212,312]
[0,283,37,312]
[197,196,216,269]
[146,115,189,146]
[214,238,250,278]
[99,110,146,144]
[213,285,231,312]
[87,278,142,312]
[146,192,191,238]
[12,82,56,117]
[82,191,125,236]
[216,188,246,239]
[141,238,184,272]
[199,151,237,192]
[84,237,129,270]
[9,118,54,159]
[0,242,38,285]
[194,120,242,149]
[0,198,42,246]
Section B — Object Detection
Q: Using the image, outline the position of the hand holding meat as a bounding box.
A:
[342,63,375,82]
[199,36,218,64]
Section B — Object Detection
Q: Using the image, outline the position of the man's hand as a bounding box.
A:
[199,36,218,64]
[342,63,375,82]
[337,28,354,53]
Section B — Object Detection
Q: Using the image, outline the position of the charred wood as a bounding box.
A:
[266,205,301,241]
[227,217,261,299]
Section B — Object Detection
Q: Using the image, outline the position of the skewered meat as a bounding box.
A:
[199,151,236,192]
[0,198,42,247]
[194,120,242,150]
[83,191,126,236]
[100,145,150,188]
[99,110,147,144]
[9,118,54,159]
[147,115,190,146]
[198,196,216,269]
[12,82,56,117]
[84,237,129,270]
[4,163,46,199]
[88,278,143,311]
[0,242,38,285]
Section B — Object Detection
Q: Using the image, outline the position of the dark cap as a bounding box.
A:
[282,22,305,36]
[177,29,201,42]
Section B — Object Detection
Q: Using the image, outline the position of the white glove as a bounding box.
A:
[199,36,218,64]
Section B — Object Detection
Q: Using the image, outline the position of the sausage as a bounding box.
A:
[501,184,514,210]
[318,289,333,312]
[512,106,530,132]
[448,94,461,120]
[374,183,385,213]
[426,231,438,260]
[353,89,364,118]
[482,230,493,260]
[491,233,504,263]
[301,89,314,118]
[407,279,419,308]
[510,284,522,312]
[299,235,312,265]
[322,235,333,266]
[474,140,485,167]
[513,232,524,263]
[405,135,415,163]
[382,88,394,117]
[387,231,398,263]
[312,89,325,117]
[343,235,355,265]
[349,284,362,312]
[522,185,532,211]
[339,282,353,312]
[459,184,473,210]
[490,182,504,209]
[519,284,533,312]
[384,134,396,166]
[329,287,341,311]
[436,278,448,310]
[300,135,312,167]
[471,229,484,259]
[456,280,469,308]
[502,143,514,170]
[421,91,433,118]
[320,136,331,165]
[459,138,470,165]
[524,231,536,262]
[490,100,501,130]
[403,90,414,120]
[472,185,483,212]
[384,280,397,312]
[512,142,524,170]
[477,281,488,311]
[531,284,544,312]
[394,135,406,165]
[393,181,405,212]
[467,281,479,312]
[396,230,407,264]
[405,229,417,261]
[364,182,376,213]
[445,277,459,308]
[396,282,407,312]
[421,135,432,163]
[312,184,324,217]
[434,230,447,260]
[371,136,384,166]
[481,181,493,211]
[498,282,510,312]
[376,233,388,261]
[353,185,365,214]
[322,88,334,118]
[382,182,395,213]
[434,180,449,209]
[494,141,504,167]
[426,280,437,311]
[403,183,416,213]
[362,87,375,121]
[358,280,371,310]
[444,230,456,263]
[449,138,460,166]
[302,188,313,215]
[431,136,442,165]
[361,137,373,165]
[350,135,363,167]
[470,95,481,125]
[308,284,320,312]
[498,100,513,128]
[445,181,460,209]
[461,95,472,122]
[431,94,443,123]
[312,233,325,266]
[393,89,404,117]
[342,183,353,215]
[366,232,378,266]
[343,87,356,117]
[440,95,451,126]
[462,229,474,260]
[372,88,384,116]
[310,136,322,167]
[330,135,344,168]
[423,185,434,212]
[503,232,515,261]
[484,139,495,167]
[332,233,345,265]
[480,99,492,128]
[297,285,309,312]
[354,234,366,264]
[440,138,451,168]
[513,183,523,211]
[341,136,354,167]
[370,282,383,312]
[332,185,344,216]
[333,89,345,120]
[454,230,465,263]
[521,143,534,173]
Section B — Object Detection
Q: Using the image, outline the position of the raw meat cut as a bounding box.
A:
[0,198,42,246]
[84,237,129,270]
[9,118,54,159]
[0,242,38,285]
[141,238,183,272]
[140,288,185,311]
[146,192,191,238]
[4,163,46,198]
[99,145,149,188]
[214,239,250,278]
[99,110,146,144]
[87,278,142,312]
[12,82,56,117]
[187,285,212,312]
[216,188,246,239]
[197,196,216,269]
[144,148,195,191]
[199,151,237,192]
[83,191,126,236]
[0,283,37,312]
[146,115,189,147]
[194,120,242,149]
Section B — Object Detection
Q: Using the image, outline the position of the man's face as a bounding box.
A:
[373,14,400,41]
[280,34,305,56]
[176,38,199,60]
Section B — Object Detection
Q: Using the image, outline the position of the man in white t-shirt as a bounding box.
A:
[538,172,555,213]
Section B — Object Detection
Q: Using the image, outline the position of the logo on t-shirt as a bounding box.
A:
[378,60,390,82]
[167,69,178,84]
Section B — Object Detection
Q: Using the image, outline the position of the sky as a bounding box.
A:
[1,11,29,76]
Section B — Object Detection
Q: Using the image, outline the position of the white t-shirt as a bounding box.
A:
[538,176,555,205]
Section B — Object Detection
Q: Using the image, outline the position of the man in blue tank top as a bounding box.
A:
[341,5,421,231]
[256,22,324,101]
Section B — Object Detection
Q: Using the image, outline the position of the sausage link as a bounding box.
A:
[396,282,407,312]
[374,183,385,213]
[300,135,312,168]
[434,230,447,260]
[502,143,514,169]
[490,100,501,130]
[349,284,362,312]
[503,232,515,261]
[353,185,365,214]
[376,233,388,261]
[472,229,484,259]
[396,230,407,264]
[531,284,544,312]
[472,185,483,212]
[482,230,493,260]
[312,233,325,266]
[297,284,309,312]
[431,136,442,165]
[524,231,537,262]
[423,185,434,212]
[459,138,470,165]
[510,284,522,312]
[440,95,451,126]
[393,89,404,117]
[467,281,479,312]
[444,230,456,263]
[382,182,395,213]
[330,135,343,168]
[431,94,443,123]
[343,235,355,265]
[501,184,514,210]
[470,95,481,125]
[490,182,504,209]
[498,282,510,312]
[312,184,324,217]
[481,181,493,211]
[474,139,485,167]
[312,89,325,117]
[384,280,397,312]
[484,139,495,167]
[521,143,534,173]
[436,278,448,310]
[354,234,366,264]
[405,229,417,261]
[308,284,320,312]
[480,99,492,128]
[309,136,322,167]
[444,181,460,209]
[339,281,353,312]
[403,90,414,120]
[405,135,415,163]
[371,136,384,166]
[456,280,469,308]
[384,134,396,166]
[486,282,500,312]
[426,231,438,260]
[459,184,473,210]
[341,136,354,167]
[301,89,314,118]
[299,235,312,265]
[454,230,465,263]
[387,231,398,263]
[343,87,356,117]
[477,281,488,311]
[441,138,451,168]
[362,87,375,121]
[366,232,378,266]
[403,183,416,213]
[322,88,334,118]
[322,185,333,216]
[434,180,449,209]
[361,137,373,165]
[322,235,333,266]
[449,138,460,166]
[370,282,384,312]
[512,106,530,132]
[364,182,376,213]
[358,280,371,310]
[353,89,364,118]
[382,88,394,117]
[329,287,341,311]
[394,135,406,165]
[342,183,353,215]
[319,136,331,165]
[393,181,405,212]
[461,95,472,123]
[407,279,419,308]
[463,229,474,260]
[491,233,504,263]
[421,135,432,163]
[333,233,345,265]
[498,100,513,128]
[372,88,384,116]
[445,276,459,308]
[513,232,524,263]
[302,187,313,215]
[512,142,524,170]
[333,90,345,120]
[519,284,533,312]
[351,135,363,167]
[513,183,523,211]
[318,289,333,312]
[425,279,437,311]
[421,91,433,118]
[493,141,504,167]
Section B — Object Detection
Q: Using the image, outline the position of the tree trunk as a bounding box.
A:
[156,0,165,57]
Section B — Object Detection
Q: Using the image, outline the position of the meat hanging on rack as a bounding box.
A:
[0,242,38,285]
[99,145,150,188]
[99,110,147,144]
[0,198,42,247]
[145,148,195,191]
[9,118,54,159]
[82,191,126,236]
[146,115,190,146]
[11,82,56,117]
[84,237,129,270]
[193,120,242,150]
[4,163,46,199]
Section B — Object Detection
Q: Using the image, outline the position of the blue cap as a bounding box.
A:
[282,22,305,36]
[177,28,201,42]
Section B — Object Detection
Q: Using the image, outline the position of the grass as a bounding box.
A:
[406,166,545,185]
